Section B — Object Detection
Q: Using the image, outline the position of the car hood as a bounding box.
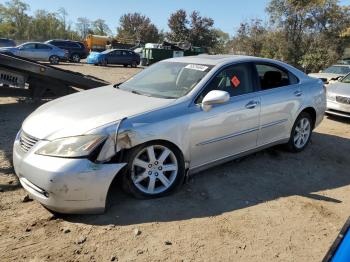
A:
[327,82,350,96]
[88,52,103,58]
[308,72,344,81]
[22,85,175,140]
[0,47,16,52]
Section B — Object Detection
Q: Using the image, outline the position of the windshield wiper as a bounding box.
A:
[113,82,122,88]
[131,90,143,95]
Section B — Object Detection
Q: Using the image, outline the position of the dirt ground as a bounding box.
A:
[1,63,350,262]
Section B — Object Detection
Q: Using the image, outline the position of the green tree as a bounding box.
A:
[267,0,350,70]
[92,19,111,36]
[116,13,160,43]
[210,29,230,54]
[167,10,218,49]
[230,19,267,56]
[0,0,31,39]
[188,11,217,47]
[167,9,190,42]
[76,17,92,39]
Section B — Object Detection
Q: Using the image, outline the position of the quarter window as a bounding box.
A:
[196,63,255,103]
[255,64,297,90]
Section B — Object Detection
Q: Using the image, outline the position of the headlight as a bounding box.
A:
[35,135,106,158]
[327,92,336,101]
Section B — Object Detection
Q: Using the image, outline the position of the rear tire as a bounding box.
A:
[71,53,81,63]
[49,55,60,65]
[286,112,313,152]
[122,142,185,199]
[131,61,138,68]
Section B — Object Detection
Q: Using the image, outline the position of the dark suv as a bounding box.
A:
[45,40,89,63]
[0,38,16,47]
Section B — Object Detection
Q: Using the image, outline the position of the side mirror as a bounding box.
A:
[201,90,230,112]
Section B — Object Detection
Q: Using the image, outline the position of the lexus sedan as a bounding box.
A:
[87,49,140,67]
[0,42,68,64]
[13,55,326,214]
[326,72,350,118]
[309,64,350,84]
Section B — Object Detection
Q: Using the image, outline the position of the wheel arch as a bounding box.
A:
[124,139,186,165]
[299,107,317,129]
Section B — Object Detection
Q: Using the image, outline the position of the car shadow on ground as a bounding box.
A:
[64,131,350,226]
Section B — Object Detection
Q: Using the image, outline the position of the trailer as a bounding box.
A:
[0,53,109,99]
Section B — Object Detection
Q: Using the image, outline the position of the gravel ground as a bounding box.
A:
[0,63,350,262]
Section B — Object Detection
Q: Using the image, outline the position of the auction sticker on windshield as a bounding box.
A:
[185,64,209,71]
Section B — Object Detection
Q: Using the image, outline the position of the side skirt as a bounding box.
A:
[188,138,289,176]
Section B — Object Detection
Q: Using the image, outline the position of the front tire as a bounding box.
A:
[49,55,60,65]
[287,112,313,152]
[122,142,185,199]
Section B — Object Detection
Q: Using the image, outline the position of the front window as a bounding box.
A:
[20,43,36,49]
[196,63,255,103]
[119,62,213,99]
[341,73,350,84]
[324,66,350,75]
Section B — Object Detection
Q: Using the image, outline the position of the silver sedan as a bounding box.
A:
[0,42,68,64]
[326,73,350,118]
[13,55,326,214]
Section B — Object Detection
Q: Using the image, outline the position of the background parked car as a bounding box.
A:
[0,42,68,64]
[87,49,140,67]
[0,38,16,47]
[45,39,89,63]
[309,64,350,84]
[326,72,350,118]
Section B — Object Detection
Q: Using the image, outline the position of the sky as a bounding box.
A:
[2,0,350,35]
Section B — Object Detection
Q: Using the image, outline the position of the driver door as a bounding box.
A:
[18,43,36,59]
[189,63,261,169]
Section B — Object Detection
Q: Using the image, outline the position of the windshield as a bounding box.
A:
[118,62,213,98]
[323,66,350,75]
[341,73,350,84]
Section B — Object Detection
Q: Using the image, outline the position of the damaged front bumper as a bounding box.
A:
[13,136,126,214]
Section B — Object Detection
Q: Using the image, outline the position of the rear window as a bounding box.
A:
[255,63,298,90]
[49,41,81,48]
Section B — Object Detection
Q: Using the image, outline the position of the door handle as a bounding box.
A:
[294,90,302,97]
[245,100,259,109]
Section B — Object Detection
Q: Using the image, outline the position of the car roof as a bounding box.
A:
[22,42,47,44]
[102,49,132,53]
[164,55,309,81]
[164,55,287,66]
[47,39,82,43]
[331,64,350,67]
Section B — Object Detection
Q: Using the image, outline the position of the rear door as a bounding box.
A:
[108,50,121,64]
[190,62,261,168]
[35,43,52,61]
[254,63,302,145]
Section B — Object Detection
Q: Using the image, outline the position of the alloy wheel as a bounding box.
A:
[72,54,80,63]
[131,145,178,195]
[293,117,311,149]
[50,56,59,64]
